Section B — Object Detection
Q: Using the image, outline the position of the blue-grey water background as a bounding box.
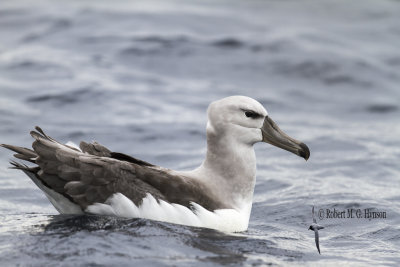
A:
[1,0,400,265]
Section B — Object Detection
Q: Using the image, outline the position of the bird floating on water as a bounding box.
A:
[309,206,324,254]
[1,96,310,232]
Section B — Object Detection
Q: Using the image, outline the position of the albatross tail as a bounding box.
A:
[0,132,83,214]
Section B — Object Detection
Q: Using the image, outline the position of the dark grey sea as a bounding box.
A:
[1,0,399,265]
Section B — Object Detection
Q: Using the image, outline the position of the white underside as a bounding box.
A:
[86,193,250,232]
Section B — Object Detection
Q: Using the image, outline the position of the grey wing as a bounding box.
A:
[79,141,154,167]
[31,129,165,209]
[78,139,225,210]
[2,127,225,212]
[314,230,321,254]
[312,206,317,224]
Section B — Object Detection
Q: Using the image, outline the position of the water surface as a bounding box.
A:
[0,0,399,265]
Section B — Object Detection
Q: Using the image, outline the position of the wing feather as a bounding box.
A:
[2,127,226,213]
[312,206,317,223]
[314,230,321,254]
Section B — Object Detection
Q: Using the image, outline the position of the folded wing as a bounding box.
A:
[1,127,224,213]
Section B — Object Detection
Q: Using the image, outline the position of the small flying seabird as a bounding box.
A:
[309,206,324,254]
[1,96,310,232]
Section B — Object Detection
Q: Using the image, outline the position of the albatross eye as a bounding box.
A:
[244,111,258,118]
[245,111,253,117]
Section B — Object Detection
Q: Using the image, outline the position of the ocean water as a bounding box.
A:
[1,0,400,265]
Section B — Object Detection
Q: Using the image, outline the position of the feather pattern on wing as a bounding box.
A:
[1,127,225,212]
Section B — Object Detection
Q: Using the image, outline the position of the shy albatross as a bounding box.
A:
[1,96,309,232]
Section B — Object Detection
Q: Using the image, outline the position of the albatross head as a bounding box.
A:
[206,95,310,160]
[192,95,310,216]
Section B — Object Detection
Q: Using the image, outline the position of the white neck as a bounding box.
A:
[188,122,258,211]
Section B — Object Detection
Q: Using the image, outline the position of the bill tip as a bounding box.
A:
[299,143,310,160]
